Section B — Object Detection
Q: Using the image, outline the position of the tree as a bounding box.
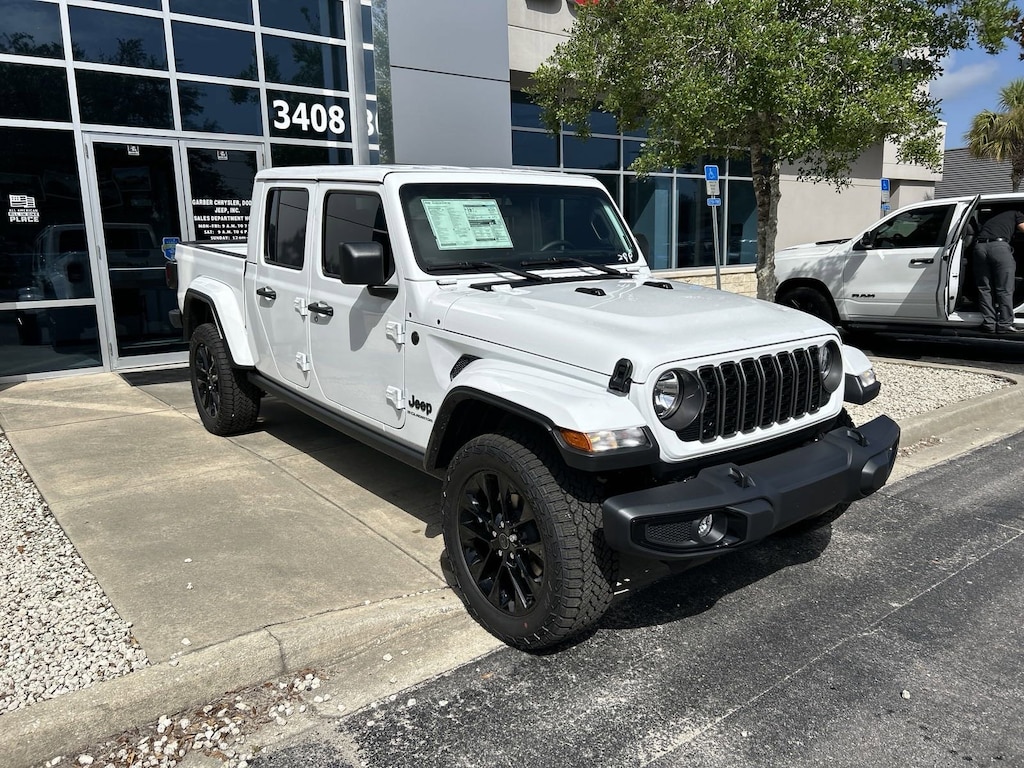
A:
[531,0,1018,300]
[965,78,1024,191]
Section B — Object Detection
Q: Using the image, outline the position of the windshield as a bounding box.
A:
[399,183,638,273]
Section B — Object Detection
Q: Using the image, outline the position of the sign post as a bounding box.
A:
[705,165,722,289]
[880,178,890,214]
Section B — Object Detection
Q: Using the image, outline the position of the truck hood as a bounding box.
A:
[775,238,850,261]
[435,276,836,382]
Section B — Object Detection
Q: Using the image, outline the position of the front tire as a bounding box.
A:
[777,285,839,326]
[189,322,261,435]
[441,430,616,651]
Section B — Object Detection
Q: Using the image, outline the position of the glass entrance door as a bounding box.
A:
[85,137,263,368]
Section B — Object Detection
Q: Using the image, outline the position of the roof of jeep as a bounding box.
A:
[254,164,601,185]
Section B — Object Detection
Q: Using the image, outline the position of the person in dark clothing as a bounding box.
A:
[973,208,1024,333]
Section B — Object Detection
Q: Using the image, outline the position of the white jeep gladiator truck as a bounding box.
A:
[168,165,900,650]
[775,193,1024,337]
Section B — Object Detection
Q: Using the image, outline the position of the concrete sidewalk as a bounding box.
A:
[2,363,1023,767]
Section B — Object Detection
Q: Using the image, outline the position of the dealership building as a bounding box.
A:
[0,0,941,381]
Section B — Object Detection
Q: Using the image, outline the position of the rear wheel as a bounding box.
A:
[441,430,616,650]
[189,322,261,435]
[777,285,839,326]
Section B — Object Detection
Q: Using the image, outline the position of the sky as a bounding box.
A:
[930,44,1024,149]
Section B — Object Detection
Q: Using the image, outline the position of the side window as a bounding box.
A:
[264,187,308,269]
[322,191,389,278]
[873,205,953,249]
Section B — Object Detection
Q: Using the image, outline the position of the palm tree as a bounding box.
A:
[965,79,1024,192]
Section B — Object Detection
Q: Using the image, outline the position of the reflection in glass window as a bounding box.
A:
[179,82,261,135]
[263,35,348,90]
[76,71,173,129]
[1,307,103,376]
[171,22,257,80]
[264,189,309,269]
[0,63,71,122]
[169,0,253,24]
[259,0,345,37]
[363,48,375,95]
[361,3,372,43]
[0,0,63,58]
[563,135,619,171]
[511,91,545,129]
[872,205,954,249]
[729,154,752,177]
[0,128,88,305]
[512,131,557,168]
[270,144,353,167]
[677,177,715,268]
[268,91,351,142]
[323,193,388,278]
[726,179,757,265]
[186,149,258,241]
[69,8,167,69]
[625,176,672,270]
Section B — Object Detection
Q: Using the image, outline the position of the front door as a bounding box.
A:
[841,202,955,321]
[84,136,263,368]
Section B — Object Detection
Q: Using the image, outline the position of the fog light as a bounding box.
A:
[694,512,728,545]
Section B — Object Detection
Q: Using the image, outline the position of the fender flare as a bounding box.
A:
[183,278,256,367]
[426,359,659,473]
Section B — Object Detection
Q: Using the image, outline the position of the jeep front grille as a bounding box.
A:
[677,347,828,442]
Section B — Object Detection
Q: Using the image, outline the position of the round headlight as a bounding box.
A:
[818,341,843,393]
[653,369,705,431]
[653,370,681,419]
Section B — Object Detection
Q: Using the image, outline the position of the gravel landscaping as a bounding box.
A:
[0,360,1015,767]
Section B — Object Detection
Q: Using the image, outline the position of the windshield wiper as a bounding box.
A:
[519,256,624,277]
[429,261,550,283]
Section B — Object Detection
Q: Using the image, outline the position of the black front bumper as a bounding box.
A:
[602,415,900,560]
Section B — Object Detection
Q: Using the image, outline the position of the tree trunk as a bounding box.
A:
[751,145,782,301]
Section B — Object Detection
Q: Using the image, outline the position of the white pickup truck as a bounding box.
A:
[168,165,899,650]
[775,193,1024,336]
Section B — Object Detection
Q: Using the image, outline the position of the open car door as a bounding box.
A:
[941,194,981,318]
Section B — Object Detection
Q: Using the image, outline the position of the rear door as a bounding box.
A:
[842,202,955,320]
[251,185,314,389]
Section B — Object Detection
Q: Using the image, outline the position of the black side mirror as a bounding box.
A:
[339,241,393,286]
[855,231,875,251]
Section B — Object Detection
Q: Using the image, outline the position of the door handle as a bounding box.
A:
[308,301,334,317]
[256,286,277,299]
[909,258,934,265]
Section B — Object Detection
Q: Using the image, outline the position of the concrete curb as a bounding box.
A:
[3,358,1022,768]
[4,592,498,768]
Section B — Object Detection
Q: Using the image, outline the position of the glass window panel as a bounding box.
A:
[178,82,261,135]
[186,148,258,241]
[0,0,63,58]
[563,135,619,171]
[270,144,353,166]
[363,48,375,95]
[322,192,388,277]
[725,179,757,265]
[361,3,372,42]
[259,0,345,37]
[268,90,351,141]
[263,34,348,90]
[588,109,618,136]
[677,177,716,268]
[873,204,954,248]
[511,91,544,129]
[512,131,558,168]
[367,100,378,144]
[0,128,89,304]
[69,7,167,70]
[264,188,309,268]
[103,0,162,9]
[0,63,71,122]
[0,307,102,376]
[172,22,257,80]
[76,71,172,128]
[729,154,752,177]
[623,140,645,170]
[170,0,253,24]
[625,176,672,270]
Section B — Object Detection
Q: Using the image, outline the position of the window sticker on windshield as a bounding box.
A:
[420,199,513,250]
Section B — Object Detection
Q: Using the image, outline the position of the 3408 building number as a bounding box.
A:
[270,99,376,137]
